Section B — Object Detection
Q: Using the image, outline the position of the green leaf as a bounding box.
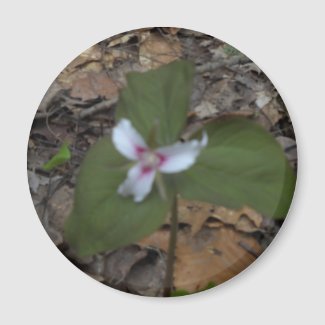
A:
[43,142,71,171]
[170,289,190,297]
[64,138,171,257]
[202,281,217,290]
[223,44,241,57]
[116,60,194,146]
[170,282,217,297]
[177,117,296,219]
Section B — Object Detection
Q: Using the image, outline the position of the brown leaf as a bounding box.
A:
[58,61,103,89]
[103,245,148,285]
[49,185,74,233]
[257,98,283,129]
[139,34,181,69]
[57,45,103,88]
[208,205,263,233]
[197,77,255,116]
[139,199,263,293]
[276,136,297,167]
[63,45,102,73]
[107,33,137,47]
[34,184,74,246]
[69,71,118,101]
[161,27,181,35]
[193,101,218,119]
[125,250,166,296]
[174,227,261,292]
[178,199,263,234]
[140,226,262,293]
[101,48,133,69]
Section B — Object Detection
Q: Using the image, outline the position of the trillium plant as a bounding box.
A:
[65,60,296,295]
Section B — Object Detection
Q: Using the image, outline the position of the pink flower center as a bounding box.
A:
[138,150,166,172]
[135,146,147,156]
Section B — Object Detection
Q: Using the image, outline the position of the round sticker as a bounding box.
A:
[27,27,297,297]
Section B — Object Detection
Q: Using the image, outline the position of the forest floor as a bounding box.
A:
[27,27,297,296]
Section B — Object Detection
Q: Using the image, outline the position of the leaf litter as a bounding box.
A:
[28,27,296,296]
[138,199,267,293]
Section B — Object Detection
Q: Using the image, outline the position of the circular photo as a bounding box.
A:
[28,27,297,297]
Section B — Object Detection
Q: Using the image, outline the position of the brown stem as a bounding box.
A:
[163,195,178,297]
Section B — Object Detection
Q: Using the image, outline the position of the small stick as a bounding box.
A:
[77,97,117,119]
[196,56,251,74]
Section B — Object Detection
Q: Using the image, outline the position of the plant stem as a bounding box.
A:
[163,195,178,297]
[155,172,167,201]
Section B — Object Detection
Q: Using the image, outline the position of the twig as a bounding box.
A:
[37,81,63,113]
[41,172,53,227]
[45,106,63,142]
[77,97,117,119]
[163,195,178,297]
[196,55,251,74]
[238,241,259,258]
[35,105,62,120]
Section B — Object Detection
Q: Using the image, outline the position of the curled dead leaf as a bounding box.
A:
[178,199,263,234]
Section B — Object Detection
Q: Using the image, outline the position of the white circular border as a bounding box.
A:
[1,1,325,324]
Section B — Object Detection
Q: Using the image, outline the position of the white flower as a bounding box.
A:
[112,119,208,202]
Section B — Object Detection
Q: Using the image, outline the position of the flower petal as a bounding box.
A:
[156,132,208,173]
[118,163,156,202]
[112,119,147,160]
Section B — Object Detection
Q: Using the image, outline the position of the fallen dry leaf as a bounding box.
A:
[139,33,181,69]
[57,45,103,87]
[193,101,218,119]
[28,170,49,193]
[69,71,118,101]
[49,185,74,233]
[209,46,228,60]
[161,27,181,35]
[198,77,254,115]
[125,249,166,296]
[140,226,262,293]
[276,136,297,166]
[257,98,284,129]
[76,44,102,62]
[263,102,282,124]
[103,245,147,286]
[178,199,263,234]
[107,33,137,48]
[240,62,262,74]
[174,226,261,292]
[208,205,263,233]
[58,61,103,89]
[255,91,272,109]
[139,199,263,292]
[103,49,131,69]
[66,45,102,70]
